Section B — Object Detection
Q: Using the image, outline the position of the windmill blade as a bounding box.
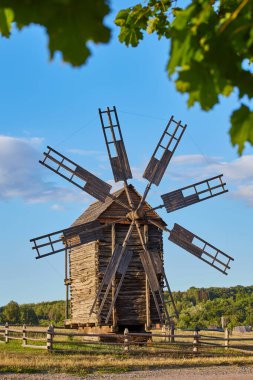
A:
[40,146,112,203]
[30,218,127,259]
[161,175,228,213]
[99,106,132,182]
[169,223,234,275]
[89,221,135,318]
[31,221,103,259]
[143,116,187,186]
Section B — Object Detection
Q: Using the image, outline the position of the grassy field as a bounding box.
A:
[1,339,253,376]
[0,328,253,376]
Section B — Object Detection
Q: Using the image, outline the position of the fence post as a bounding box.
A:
[47,324,54,351]
[224,328,230,350]
[162,325,167,342]
[193,329,199,354]
[22,324,27,347]
[124,328,129,352]
[170,320,175,343]
[4,323,9,344]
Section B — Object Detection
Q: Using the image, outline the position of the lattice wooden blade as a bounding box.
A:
[169,224,234,275]
[99,106,132,182]
[161,175,228,213]
[30,221,104,259]
[40,146,112,202]
[143,116,187,186]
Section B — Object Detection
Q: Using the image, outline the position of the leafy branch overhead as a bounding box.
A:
[0,0,252,153]
[0,0,111,66]
[115,0,253,154]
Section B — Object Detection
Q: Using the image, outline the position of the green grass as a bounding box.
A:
[1,340,253,376]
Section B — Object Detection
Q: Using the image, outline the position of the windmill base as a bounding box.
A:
[64,320,153,342]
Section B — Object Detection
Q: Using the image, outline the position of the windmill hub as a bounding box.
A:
[126,209,144,221]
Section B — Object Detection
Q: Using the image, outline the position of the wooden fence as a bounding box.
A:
[1,323,253,354]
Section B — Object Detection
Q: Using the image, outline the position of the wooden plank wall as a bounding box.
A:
[69,240,99,324]
[98,223,163,326]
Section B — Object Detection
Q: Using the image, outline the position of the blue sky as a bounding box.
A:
[0,1,252,306]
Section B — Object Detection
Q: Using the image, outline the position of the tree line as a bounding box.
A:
[169,285,253,330]
[0,300,65,326]
[1,285,253,328]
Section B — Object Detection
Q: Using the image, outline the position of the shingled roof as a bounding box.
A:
[71,185,166,227]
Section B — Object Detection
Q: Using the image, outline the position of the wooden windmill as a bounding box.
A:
[30,107,234,332]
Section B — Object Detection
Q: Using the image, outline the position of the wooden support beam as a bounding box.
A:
[65,248,69,320]
[144,224,151,330]
[111,223,117,330]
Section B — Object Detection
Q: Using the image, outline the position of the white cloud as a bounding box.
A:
[0,135,88,205]
[173,154,216,165]
[168,153,253,206]
[131,166,146,182]
[206,155,253,181]
[232,184,253,206]
[107,179,123,192]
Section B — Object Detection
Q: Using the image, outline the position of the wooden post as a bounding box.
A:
[225,328,230,350]
[47,325,54,351]
[162,325,167,342]
[5,322,9,344]
[124,328,129,352]
[144,225,151,330]
[193,329,199,354]
[170,320,175,343]
[22,324,27,347]
[111,223,117,331]
[65,248,69,320]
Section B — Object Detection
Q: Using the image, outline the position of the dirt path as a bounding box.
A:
[1,366,253,380]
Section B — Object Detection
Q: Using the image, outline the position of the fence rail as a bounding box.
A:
[1,323,253,354]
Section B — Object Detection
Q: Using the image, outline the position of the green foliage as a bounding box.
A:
[116,0,253,154]
[2,301,20,324]
[230,104,253,154]
[169,285,253,329]
[20,305,38,325]
[0,0,111,66]
[115,1,172,47]
[0,7,13,37]
[0,300,65,326]
[0,1,252,152]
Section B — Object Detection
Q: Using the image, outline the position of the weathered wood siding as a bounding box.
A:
[69,240,99,324]
[98,223,163,326]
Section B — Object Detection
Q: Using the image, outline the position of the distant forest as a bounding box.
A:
[1,285,253,329]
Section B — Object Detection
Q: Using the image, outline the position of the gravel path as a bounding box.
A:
[1,366,253,380]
